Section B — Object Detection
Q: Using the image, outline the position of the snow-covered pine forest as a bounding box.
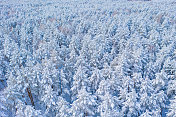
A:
[0,0,176,116]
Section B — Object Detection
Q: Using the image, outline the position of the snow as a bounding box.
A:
[0,0,176,116]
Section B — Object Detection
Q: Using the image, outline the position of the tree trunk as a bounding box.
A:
[26,87,35,108]
[160,107,162,117]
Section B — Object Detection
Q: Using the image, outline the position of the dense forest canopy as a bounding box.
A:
[0,0,176,116]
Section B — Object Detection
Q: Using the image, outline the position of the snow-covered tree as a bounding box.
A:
[121,89,140,117]
[139,110,152,117]
[89,68,102,94]
[55,96,70,117]
[167,96,176,117]
[15,100,42,117]
[70,87,97,117]
[0,91,8,117]
[98,92,120,117]
[1,1,176,116]
[139,77,154,113]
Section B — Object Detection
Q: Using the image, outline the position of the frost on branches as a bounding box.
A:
[0,0,176,117]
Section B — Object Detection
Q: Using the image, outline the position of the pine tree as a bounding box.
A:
[71,63,89,101]
[41,85,56,116]
[70,87,97,117]
[15,100,42,117]
[139,110,152,117]
[167,96,176,117]
[121,89,140,117]
[0,91,8,117]
[55,96,69,117]
[139,77,154,113]
[89,68,102,94]
[60,69,69,97]
[98,92,120,117]
[0,50,7,90]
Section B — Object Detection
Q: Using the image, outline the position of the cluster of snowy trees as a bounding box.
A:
[0,0,176,117]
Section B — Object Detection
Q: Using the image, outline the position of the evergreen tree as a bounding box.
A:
[70,87,97,117]
[98,92,120,117]
[55,96,70,117]
[167,96,176,117]
[121,89,140,117]
[0,91,8,117]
